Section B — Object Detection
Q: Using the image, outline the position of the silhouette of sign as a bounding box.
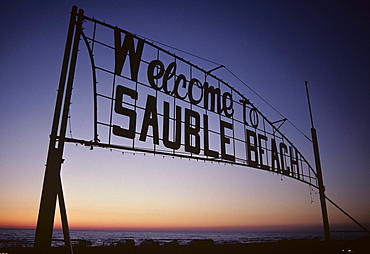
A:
[38,8,356,250]
[73,17,318,188]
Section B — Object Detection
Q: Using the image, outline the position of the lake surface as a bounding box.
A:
[0,228,367,247]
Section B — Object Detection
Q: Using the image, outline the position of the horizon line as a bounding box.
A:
[1,223,363,233]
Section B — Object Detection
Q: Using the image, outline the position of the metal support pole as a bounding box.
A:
[305,81,331,241]
[311,127,331,241]
[34,6,83,252]
[58,178,73,253]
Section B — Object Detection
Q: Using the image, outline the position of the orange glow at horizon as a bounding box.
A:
[0,199,362,232]
[45,194,325,232]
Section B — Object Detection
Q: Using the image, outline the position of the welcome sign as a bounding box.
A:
[35,7,333,250]
[74,16,318,188]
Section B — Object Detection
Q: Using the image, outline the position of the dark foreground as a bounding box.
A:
[1,237,369,254]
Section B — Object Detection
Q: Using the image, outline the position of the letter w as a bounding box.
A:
[114,28,144,81]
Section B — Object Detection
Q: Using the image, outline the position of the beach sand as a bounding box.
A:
[1,236,369,253]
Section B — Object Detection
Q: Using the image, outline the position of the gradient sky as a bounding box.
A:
[1,0,369,234]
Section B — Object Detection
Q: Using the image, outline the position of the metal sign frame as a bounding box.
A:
[76,14,319,188]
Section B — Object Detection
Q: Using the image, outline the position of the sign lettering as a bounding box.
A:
[83,25,316,187]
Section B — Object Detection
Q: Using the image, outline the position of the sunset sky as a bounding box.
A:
[1,0,369,234]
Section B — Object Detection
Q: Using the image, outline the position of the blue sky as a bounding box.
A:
[0,0,369,233]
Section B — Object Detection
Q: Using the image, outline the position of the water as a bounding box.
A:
[0,228,368,248]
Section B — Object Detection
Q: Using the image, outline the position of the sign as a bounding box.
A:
[76,17,318,188]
